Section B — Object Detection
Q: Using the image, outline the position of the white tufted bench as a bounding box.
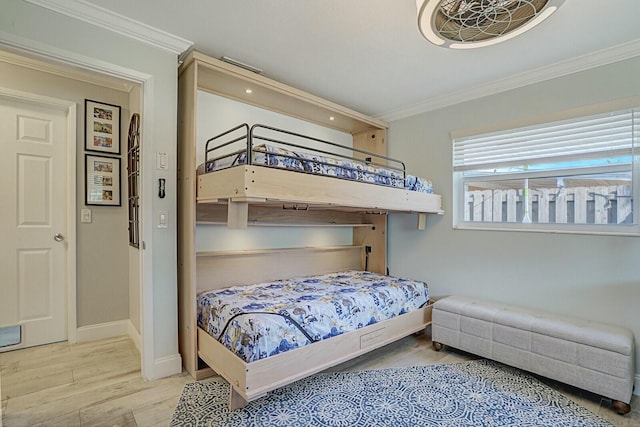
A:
[432,296,635,415]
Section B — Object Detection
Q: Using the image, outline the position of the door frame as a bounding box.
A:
[0,36,156,380]
[0,86,78,344]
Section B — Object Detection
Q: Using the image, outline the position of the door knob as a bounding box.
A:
[54,233,64,242]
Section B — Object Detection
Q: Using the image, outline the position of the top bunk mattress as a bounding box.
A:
[197,270,430,363]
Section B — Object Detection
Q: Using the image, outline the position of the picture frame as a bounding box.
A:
[85,154,121,206]
[85,99,121,155]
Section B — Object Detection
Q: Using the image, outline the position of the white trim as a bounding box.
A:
[139,76,158,380]
[152,354,183,380]
[24,0,192,56]
[76,320,129,343]
[0,30,152,85]
[378,39,640,122]
[128,320,142,354]
[0,49,134,93]
[66,102,78,344]
[0,87,78,346]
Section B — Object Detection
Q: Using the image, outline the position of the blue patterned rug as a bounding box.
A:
[171,359,612,426]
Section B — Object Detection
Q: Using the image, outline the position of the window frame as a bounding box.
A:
[452,98,640,236]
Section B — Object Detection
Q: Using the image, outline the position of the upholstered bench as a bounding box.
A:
[431,295,635,415]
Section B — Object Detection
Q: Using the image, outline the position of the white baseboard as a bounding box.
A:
[76,320,181,380]
[76,320,129,343]
[127,320,142,354]
[152,354,183,380]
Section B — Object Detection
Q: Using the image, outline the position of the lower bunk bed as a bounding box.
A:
[194,257,432,410]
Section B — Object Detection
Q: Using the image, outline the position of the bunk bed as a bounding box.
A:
[196,123,442,229]
[178,51,444,410]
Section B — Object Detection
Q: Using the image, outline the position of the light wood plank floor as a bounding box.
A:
[1,328,638,426]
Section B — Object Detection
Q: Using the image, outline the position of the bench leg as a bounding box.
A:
[432,341,443,351]
[612,400,631,415]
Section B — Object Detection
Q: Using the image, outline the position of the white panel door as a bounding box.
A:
[0,95,68,350]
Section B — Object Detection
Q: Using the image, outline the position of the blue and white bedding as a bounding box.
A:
[197,270,429,363]
[197,144,433,193]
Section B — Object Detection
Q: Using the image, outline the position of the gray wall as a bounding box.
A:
[0,59,131,327]
[387,56,640,380]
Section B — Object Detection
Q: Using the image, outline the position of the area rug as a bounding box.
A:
[171,359,612,426]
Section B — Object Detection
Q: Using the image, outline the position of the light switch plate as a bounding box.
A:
[156,152,168,170]
[81,208,92,223]
[157,210,168,228]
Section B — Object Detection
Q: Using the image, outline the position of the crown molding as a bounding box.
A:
[0,48,135,92]
[25,0,193,56]
[378,39,640,122]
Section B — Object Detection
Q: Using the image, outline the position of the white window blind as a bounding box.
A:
[453,108,639,171]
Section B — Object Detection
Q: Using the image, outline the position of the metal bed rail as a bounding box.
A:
[204,123,250,169]
[204,123,408,188]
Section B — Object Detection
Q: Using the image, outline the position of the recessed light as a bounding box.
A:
[245,88,253,94]
[329,116,335,121]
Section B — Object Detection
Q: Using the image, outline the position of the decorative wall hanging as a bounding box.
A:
[85,99,121,154]
[127,113,141,247]
[85,154,121,206]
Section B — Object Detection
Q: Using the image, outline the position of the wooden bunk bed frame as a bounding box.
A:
[178,51,443,409]
[198,122,443,229]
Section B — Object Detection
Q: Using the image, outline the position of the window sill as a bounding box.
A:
[453,222,640,237]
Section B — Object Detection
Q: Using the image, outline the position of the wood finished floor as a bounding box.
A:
[1,329,638,426]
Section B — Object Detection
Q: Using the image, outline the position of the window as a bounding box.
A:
[452,102,639,235]
[127,113,140,248]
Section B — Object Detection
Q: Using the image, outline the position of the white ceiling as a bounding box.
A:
[80,0,640,120]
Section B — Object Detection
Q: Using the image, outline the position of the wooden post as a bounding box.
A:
[227,201,249,229]
[493,189,504,223]
[593,186,609,224]
[574,187,587,224]
[472,191,482,222]
[482,190,493,222]
[617,184,632,223]
[506,189,517,222]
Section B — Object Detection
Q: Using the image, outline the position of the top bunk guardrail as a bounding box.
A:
[197,123,442,227]
[202,123,415,191]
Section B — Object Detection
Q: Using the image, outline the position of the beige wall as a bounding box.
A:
[0,59,133,327]
[387,56,640,383]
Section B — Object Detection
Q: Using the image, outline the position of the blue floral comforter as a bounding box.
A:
[197,144,433,193]
[197,270,429,363]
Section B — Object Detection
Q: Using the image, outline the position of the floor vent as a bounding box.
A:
[0,325,21,348]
